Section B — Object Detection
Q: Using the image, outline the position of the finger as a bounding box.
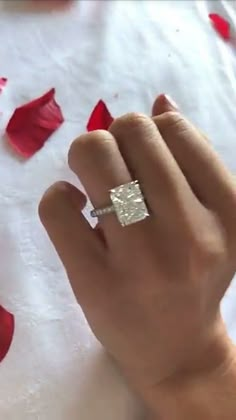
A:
[39,181,106,303]
[152,94,210,143]
[152,93,179,115]
[152,111,236,221]
[109,113,200,229]
[68,130,135,245]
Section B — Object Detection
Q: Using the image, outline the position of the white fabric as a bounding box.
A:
[0,0,235,418]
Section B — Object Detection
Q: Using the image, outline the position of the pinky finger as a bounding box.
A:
[39,181,106,302]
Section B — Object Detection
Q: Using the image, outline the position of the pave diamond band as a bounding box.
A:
[90,180,149,227]
[91,205,114,217]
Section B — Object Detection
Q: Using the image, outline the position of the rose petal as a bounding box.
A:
[87,100,114,132]
[0,305,14,363]
[0,77,8,93]
[6,88,64,158]
[209,13,230,40]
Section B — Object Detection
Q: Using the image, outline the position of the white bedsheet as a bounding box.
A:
[0,1,236,419]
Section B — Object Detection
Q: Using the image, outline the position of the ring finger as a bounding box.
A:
[68,129,142,246]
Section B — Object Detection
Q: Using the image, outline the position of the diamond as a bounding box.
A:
[110,180,149,227]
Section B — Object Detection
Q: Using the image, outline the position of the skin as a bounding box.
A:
[39,94,236,419]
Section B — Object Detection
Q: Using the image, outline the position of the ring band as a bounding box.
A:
[91,205,114,217]
[90,180,149,227]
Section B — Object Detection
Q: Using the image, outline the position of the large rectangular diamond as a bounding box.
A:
[110,181,149,227]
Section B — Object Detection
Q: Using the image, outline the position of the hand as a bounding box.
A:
[39,94,236,412]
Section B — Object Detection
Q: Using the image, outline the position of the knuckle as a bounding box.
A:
[68,130,112,168]
[155,112,209,145]
[192,231,225,269]
[155,111,187,135]
[110,112,152,135]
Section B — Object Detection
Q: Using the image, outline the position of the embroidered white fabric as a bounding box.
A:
[0,1,235,419]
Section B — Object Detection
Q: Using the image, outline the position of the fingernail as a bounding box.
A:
[162,94,179,110]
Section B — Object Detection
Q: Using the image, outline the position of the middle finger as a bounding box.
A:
[109,113,200,228]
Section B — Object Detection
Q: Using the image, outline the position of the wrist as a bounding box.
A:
[144,328,236,419]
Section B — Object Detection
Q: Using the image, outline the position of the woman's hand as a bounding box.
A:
[39,94,236,417]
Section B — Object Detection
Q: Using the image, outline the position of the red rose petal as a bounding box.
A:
[0,77,8,93]
[209,13,230,40]
[6,88,64,158]
[87,100,114,132]
[0,305,14,363]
